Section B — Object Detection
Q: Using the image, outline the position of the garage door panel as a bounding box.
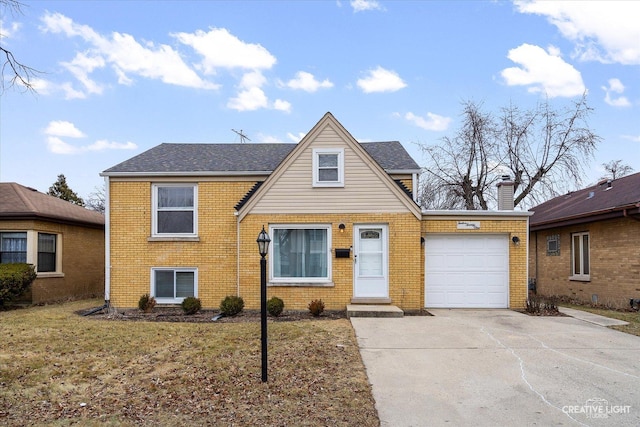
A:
[425,235,509,308]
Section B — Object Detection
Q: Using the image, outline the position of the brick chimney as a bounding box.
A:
[496,175,514,210]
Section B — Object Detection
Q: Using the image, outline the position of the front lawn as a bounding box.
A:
[0,299,378,426]
[561,303,640,337]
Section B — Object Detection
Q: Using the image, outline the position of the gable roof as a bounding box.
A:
[0,182,105,228]
[529,171,640,231]
[236,112,422,220]
[101,141,420,176]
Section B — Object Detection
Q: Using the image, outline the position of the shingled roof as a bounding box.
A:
[529,171,640,231]
[101,141,420,175]
[0,183,105,228]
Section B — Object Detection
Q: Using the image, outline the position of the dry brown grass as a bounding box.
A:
[0,299,378,426]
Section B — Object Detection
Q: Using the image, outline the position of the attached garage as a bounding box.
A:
[425,234,509,308]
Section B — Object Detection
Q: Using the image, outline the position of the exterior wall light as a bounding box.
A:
[512,236,520,246]
[339,223,346,233]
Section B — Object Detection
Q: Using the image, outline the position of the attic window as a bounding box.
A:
[546,234,560,256]
[313,148,344,187]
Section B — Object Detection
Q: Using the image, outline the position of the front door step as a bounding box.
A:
[347,304,403,318]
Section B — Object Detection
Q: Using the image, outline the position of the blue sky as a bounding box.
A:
[1,0,638,201]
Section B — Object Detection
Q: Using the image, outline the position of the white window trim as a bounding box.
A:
[570,231,590,281]
[312,148,344,187]
[269,224,332,285]
[1,230,63,277]
[150,267,198,304]
[151,183,198,238]
[36,232,63,276]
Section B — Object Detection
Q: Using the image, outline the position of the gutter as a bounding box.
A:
[530,203,640,231]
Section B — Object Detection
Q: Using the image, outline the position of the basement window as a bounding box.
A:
[546,234,560,256]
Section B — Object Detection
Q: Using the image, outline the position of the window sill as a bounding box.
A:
[569,275,590,282]
[268,281,334,288]
[37,272,64,278]
[148,236,200,242]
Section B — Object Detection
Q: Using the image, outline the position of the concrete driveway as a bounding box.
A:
[351,309,640,427]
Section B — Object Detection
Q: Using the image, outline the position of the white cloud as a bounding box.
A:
[357,66,407,93]
[515,1,640,65]
[283,71,333,92]
[287,132,306,143]
[500,43,585,98]
[602,78,631,107]
[40,12,218,97]
[0,20,21,39]
[228,87,268,111]
[44,120,86,138]
[351,0,385,12]
[621,134,640,143]
[43,120,137,154]
[172,28,276,73]
[273,99,291,112]
[87,140,137,151]
[405,112,452,132]
[46,136,78,154]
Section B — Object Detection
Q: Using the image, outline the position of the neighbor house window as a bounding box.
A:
[546,234,560,256]
[0,232,27,264]
[152,184,197,236]
[571,232,590,280]
[37,233,57,272]
[152,268,197,303]
[270,225,331,283]
[313,148,344,187]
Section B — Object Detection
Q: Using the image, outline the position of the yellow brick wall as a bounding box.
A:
[1,219,104,303]
[239,213,423,311]
[422,219,529,309]
[108,180,255,309]
[530,217,640,308]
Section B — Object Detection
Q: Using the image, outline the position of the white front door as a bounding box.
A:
[353,225,388,298]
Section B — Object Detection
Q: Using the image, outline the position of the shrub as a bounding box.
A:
[267,296,284,317]
[220,295,244,316]
[0,263,37,305]
[138,294,156,313]
[308,299,325,317]
[181,296,202,315]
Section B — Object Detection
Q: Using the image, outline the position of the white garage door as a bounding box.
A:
[425,234,509,308]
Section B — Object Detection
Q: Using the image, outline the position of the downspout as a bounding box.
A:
[412,173,418,203]
[104,176,111,305]
[236,211,240,297]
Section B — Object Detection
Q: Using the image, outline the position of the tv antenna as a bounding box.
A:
[231,129,251,143]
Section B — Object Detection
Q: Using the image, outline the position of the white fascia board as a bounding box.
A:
[422,209,534,219]
[100,171,273,177]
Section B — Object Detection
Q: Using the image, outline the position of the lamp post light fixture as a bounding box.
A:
[256,225,271,382]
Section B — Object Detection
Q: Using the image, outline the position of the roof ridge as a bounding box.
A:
[11,182,39,213]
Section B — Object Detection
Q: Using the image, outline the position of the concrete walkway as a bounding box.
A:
[351,309,640,427]
[559,306,629,326]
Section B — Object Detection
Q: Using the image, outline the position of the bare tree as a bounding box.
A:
[419,95,600,210]
[86,185,106,214]
[601,160,634,180]
[1,0,40,93]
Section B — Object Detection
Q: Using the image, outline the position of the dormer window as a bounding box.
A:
[313,148,344,187]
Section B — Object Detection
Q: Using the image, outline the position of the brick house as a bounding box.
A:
[0,183,105,303]
[101,112,530,312]
[528,171,640,308]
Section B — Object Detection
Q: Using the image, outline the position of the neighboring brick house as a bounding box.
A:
[0,183,105,303]
[528,172,640,308]
[102,112,531,312]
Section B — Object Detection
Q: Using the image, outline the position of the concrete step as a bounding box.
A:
[347,304,404,318]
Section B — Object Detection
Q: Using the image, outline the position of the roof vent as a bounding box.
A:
[587,191,595,199]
